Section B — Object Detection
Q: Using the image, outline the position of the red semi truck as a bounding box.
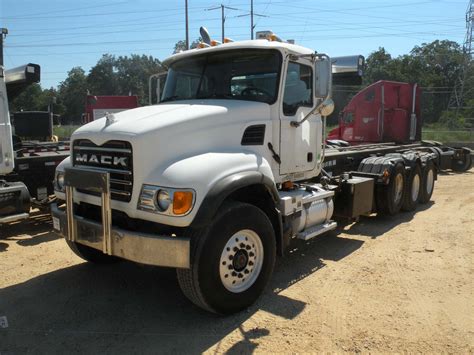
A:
[326,80,472,172]
[83,95,139,123]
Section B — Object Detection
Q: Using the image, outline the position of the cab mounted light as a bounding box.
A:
[223,37,234,43]
[210,39,221,46]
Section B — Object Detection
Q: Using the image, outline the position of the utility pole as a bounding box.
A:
[185,0,189,50]
[236,2,268,40]
[0,28,8,67]
[447,0,473,121]
[251,0,254,40]
[207,4,239,42]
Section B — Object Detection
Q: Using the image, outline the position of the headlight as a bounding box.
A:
[156,189,171,211]
[55,171,65,192]
[138,185,195,216]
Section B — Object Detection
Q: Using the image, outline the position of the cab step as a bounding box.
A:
[297,221,337,241]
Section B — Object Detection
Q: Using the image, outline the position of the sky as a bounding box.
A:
[0,0,469,89]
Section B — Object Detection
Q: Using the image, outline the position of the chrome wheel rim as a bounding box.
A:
[394,173,404,205]
[426,169,434,195]
[411,173,420,202]
[219,229,264,293]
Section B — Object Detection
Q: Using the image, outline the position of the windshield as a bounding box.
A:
[162,49,282,104]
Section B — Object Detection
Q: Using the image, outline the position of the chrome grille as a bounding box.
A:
[72,140,133,202]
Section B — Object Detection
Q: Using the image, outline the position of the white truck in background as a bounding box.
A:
[52,29,441,314]
[0,28,69,224]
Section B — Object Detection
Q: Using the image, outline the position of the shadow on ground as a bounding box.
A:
[0,209,60,250]
[0,202,435,352]
[342,201,435,239]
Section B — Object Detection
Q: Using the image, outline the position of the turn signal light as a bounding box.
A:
[173,191,194,215]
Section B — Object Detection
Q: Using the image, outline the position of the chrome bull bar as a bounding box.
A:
[57,167,190,268]
[65,167,112,255]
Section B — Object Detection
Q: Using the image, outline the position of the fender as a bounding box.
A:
[191,170,279,227]
[191,170,284,256]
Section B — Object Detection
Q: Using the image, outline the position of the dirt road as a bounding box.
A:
[1,170,473,353]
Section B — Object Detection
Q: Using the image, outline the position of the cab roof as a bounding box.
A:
[162,39,315,67]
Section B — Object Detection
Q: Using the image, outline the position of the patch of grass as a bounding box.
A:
[53,125,80,140]
[422,129,474,143]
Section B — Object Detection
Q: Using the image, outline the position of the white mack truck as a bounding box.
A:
[51,30,441,314]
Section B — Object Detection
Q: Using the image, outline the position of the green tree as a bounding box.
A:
[115,54,163,105]
[58,67,88,124]
[9,84,62,114]
[173,38,202,53]
[87,54,119,95]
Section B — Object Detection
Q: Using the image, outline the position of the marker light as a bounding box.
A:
[197,42,210,48]
[173,191,194,215]
[223,37,234,43]
[210,40,221,46]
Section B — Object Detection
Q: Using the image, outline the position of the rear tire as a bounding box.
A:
[451,153,472,172]
[376,162,406,215]
[177,202,276,314]
[65,240,120,264]
[419,161,436,204]
[402,164,422,212]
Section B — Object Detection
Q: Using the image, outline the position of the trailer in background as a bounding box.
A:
[83,95,139,123]
[327,80,473,173]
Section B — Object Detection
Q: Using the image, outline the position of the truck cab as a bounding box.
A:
[52,35,340,313]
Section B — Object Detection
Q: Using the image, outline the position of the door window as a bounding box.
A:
[282,62,313,116]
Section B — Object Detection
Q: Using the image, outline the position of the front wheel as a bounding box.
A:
[177,202,276,314]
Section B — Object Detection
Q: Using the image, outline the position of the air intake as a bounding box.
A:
[241,125,266,146]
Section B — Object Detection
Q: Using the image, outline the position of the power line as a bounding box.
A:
[206,4,241,42]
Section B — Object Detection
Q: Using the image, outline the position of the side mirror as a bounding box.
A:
[148,72,167,105]
[314,56,331,99]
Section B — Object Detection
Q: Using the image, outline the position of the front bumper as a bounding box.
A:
[51,167,190,268]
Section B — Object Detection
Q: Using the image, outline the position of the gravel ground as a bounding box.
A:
[0,169,473,353]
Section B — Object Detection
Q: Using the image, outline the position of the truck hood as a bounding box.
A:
[73,99,271,144]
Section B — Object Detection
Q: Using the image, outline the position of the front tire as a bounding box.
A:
[177,202,276,314]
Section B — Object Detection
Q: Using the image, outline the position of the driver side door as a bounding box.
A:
[279,60,318,176]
